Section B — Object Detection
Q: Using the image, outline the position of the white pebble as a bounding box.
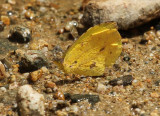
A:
[39,7,47,13]
[132,79,138,83]
[0,87,7,93]
[96,82,106,93]
[65,21,78,31]
[17,85,45,116]
[41,47,48,53]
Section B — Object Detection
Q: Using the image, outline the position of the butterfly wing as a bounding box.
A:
[63,22,122,76]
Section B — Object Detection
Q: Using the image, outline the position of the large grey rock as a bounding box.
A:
[82,0,160,30]
[17,85,45,116]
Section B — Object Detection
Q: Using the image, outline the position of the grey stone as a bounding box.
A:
[109,75,133,86]
[18,50,48,73]
[64,93,100,106]
[82,0,160,30]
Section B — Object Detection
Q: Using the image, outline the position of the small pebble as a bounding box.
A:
[123,56,131,61]
[9,25,32,43]
[135,108,141,114]
[46,88,53,93]
[147,40,152,45]
[45,81,57,89]
[0,87,7,93]
[12,64,19,72]
[54,91,65,100]
[96,82,106,93]
[39,6,47,13]
[41,67,50,74]
[58,28,64,34]
[30,69,43,82]
[1,15,10,25]
[25,10,35,20]
[8,75,16,83]
[65,21,78,31]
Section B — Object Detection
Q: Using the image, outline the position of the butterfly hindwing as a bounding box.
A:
[63,22,122,76]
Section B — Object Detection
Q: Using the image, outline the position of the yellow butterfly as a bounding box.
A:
[63,22,122,76]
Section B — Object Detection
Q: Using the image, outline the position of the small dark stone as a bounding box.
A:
[56,101,69,110]
[9,25,31,43]
[0,21,5,32]
[123,56,130,61]
[113,64,120,71]
[154,80,160,86]
[131,104,139,109]
[19,50,48,73]
[109,75,133,86]
[64,93,100,105]
[140,39,148,44]
[151,47,156,50]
